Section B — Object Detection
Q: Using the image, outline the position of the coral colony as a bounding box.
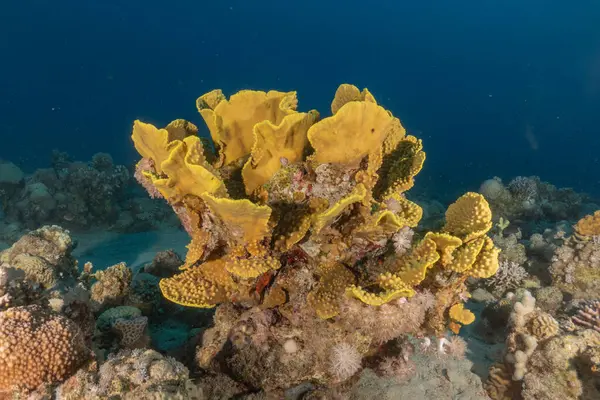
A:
[0,84,598,399]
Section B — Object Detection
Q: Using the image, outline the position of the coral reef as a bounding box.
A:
[130,84,502,394]
[17,82,600,398]
[485,291,600,400]
[56,349,196,399]
[0,152,177,236]
[479,176,591,226]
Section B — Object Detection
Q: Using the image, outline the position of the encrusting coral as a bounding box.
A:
[131,83,502,393]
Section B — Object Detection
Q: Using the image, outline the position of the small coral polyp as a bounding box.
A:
[131,84,501,389]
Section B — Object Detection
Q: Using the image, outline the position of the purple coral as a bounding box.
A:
[572,300,600,332]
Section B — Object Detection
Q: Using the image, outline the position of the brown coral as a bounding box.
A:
[0,305,89,392]
[90,262,133,312]
[575,210,600,238]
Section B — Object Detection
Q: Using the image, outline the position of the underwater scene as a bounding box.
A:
[1,1,600,399]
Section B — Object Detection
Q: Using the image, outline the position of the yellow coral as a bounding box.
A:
[312,184,368,233]
[225,255,281,279]
[261,285,287,309]
[382,118,407,156]
[308,101,393,167]
[575,210,600,237]
[444,237,486,273]
[274,209,313,251]
[181,229,210,270]
[200,193,272,245]
[355,210,406,237]
[469,236,500,278]
[159,259,236,308]
[393,238,440,286]
[449,303,476,326]
[131,120,179,173]
[330,83,377,114]
[377,135,426,196]
[165,119,199,140]
[384,193,423,227]
[196,89,298,166]
[346,284,414,306]
[307,264,356,319]
[424,232,463,265]
[152,136,226,201]
[242,111,317,194]
[444,192,493,242]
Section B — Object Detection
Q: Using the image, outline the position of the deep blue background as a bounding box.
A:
[2,0,600,199]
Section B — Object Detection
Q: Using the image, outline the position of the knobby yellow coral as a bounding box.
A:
[131,84,500,326]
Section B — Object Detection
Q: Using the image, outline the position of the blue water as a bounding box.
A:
[2,0,600,197]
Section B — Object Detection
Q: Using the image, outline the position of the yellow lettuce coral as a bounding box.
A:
[308,101,393,167]
[378,135,426,196]
[196,89,298,166]
[449,303,476,333]
[468,236,500,278]
[225,255,281,279]
[242,111,318,194]
[330,83,377,114]
[383,192,423,227]
[394,238,440,286]
[152,136,226,201]
[131,84,502,332]
[200,193,272,245]
[131,120,180,173]
[312,184,368,234]
[444,236,486,273]
[346,284,414,306]
[424,232,463,265]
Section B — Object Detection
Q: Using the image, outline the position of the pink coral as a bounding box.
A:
[572,300,600,332]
